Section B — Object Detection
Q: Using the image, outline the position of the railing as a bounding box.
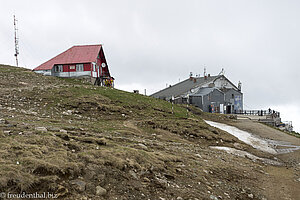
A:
[234,110,280,118]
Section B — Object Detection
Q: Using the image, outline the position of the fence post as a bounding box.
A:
[171,96,174,114]
[186,95,189,118]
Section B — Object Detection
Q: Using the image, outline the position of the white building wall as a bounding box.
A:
[53,71,91,77]
[34,70,52,76]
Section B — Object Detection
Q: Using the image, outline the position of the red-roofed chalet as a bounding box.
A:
[33,44,114,86]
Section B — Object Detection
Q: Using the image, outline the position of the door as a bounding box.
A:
[220,104,224,114]
[227,105,231,114]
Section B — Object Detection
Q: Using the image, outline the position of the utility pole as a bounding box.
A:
[14,15,19,67]
[171,96,174,114]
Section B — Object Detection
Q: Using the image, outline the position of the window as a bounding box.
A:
[76,64,84,71]
[232,94,234,98]
[54,65,63,72]
[92,63,96,71]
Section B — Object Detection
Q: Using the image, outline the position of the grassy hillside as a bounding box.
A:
[0,65,282,199]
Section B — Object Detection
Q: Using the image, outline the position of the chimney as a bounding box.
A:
[238,81,242,91]
[208,74,211,77]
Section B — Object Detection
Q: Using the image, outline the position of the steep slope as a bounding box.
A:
[0,65,298,200]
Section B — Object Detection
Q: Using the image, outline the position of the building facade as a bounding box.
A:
[151,74,243,114]
[33,44,114,87]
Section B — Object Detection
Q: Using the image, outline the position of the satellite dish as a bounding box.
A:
[101,63,106,68]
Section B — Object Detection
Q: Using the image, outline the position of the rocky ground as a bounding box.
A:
[0,64,299,200]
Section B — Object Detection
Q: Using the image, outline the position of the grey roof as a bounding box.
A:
[151,75,218,99]
[220,87,242,94]
[190,87,215,96]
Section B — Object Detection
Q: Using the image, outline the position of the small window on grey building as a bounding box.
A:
[76,64,84,71]
[232,94,234,98]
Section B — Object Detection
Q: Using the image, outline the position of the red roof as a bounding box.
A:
[33,44,102,71]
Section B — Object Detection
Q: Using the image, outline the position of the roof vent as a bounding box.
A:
[208,83,215,88]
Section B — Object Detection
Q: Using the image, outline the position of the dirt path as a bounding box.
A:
[261,166,300,200]
[229,119,300,146]
[227,119,300,200]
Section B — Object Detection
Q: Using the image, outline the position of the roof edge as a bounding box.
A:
[33,44,102,71]
[150,75,219,97]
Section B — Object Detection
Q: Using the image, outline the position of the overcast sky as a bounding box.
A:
[1,0,299,132]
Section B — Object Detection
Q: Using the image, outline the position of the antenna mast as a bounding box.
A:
[218,68,225,76]
[14,15,19,66]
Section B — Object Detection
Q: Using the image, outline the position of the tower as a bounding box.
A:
[14,15,19,66]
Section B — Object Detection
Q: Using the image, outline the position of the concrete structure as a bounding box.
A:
[33,44,114,87]
[151,74,243,114]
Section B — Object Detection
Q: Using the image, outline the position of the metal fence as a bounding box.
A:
[234,110,280,117]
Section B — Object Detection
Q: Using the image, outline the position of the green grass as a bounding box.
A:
[0,65,28,72]
[283,130,300,138]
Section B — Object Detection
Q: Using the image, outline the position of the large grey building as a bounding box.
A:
[151,74,243,114]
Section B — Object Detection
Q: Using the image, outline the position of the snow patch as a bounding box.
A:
[205,120,277,154]
[210,146,282,166]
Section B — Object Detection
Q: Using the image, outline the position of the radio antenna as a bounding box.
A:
[14,15,19,66]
